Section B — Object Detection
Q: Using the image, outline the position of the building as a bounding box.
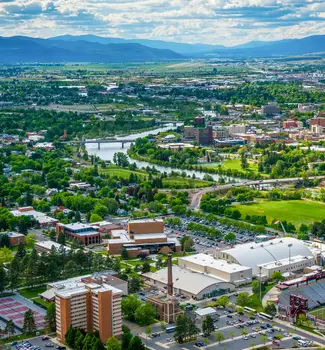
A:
[258,255,314,280]
[282,120,303,129]
[216,237,314,277]
[2,232,25,246]
[146,254,182,323]
[184,126,196,139]
[56,223,101,246]
[90,221,123,237]
[35,240,71,254]
[54,273,124,343]
[195,125,213,145]
[262,102,281,116]
[157,143,195,152]
[178,253,252,286]
[214,126,229,140]
[11,207,58,227]
[228,124,247,136]
[310,118,325,135]
[107,219,180,257]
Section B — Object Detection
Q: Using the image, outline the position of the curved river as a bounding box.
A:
[86,124,238,183]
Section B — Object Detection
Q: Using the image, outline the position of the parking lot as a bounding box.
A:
[139,310,323,350]
[9,336,63,350]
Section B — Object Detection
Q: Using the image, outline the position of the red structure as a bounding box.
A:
[167,253,173,296]
[289,294,308,320]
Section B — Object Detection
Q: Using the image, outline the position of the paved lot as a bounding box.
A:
[8,336,58,350]
[138,311,325,350]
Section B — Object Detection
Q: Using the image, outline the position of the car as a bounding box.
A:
[293,336,301,341]
[166,338,172,342]
[45,345,54,348]
[250,333,256,338]
[283,332,289,337]
[227,314,233,318]
[151,333,160,338]
[195,342,205,347]
[268,337,273,341]
[42,336,49,341]
[266,323,272,328]
[243,336,249,340]
[272,340,280,346]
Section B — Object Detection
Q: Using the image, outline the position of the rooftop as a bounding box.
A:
[179,253,251,273]
[35,240,71,251]
[258,255,314,270]
[129,219,163,224]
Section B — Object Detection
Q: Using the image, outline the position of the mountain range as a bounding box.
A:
[0,34,325,63]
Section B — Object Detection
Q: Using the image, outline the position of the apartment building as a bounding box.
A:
[55,275,123,343]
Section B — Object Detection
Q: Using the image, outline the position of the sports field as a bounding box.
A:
[310,306,325,321]
[234,199,325,226]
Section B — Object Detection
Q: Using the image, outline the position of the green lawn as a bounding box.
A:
[162,177,213,189]
[19,286,47,299]
[34,297,52,309]
[247,283,277,312]
[310,306,325,321]
[201,159,261,174]
[234,199,325,226]
[101,165,148,180]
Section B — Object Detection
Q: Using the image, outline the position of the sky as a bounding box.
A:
[0,0,325,46]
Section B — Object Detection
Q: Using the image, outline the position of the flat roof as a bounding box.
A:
[36,240,71,251]
[179,253,251,273]
[258,255,314,270]
[3,231,24,238]
[195,307,218,317]
[134,233,167,240]
[63,223,94,230]
[128,219,163,224]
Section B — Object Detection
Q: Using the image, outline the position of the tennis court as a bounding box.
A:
[0,295,46,329]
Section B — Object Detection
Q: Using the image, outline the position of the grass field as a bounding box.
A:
[234,199,325,226]
[310,306,325,321]
[101,165,148,180]
[162,177,213,189]
[19,286,47,299]
[202,159,262,174]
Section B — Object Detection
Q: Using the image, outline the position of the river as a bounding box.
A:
[86,124,238,183]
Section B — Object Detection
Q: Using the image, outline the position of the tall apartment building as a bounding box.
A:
[55,275,123,343]
[196,125,213,145]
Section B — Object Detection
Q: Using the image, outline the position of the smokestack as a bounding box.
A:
[167,253,173,296]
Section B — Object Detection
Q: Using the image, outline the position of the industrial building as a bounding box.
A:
[216,237,315,278]
[107,219,180,257]
[53,273,125,343]
[178,253,252,286]
[143,264,235,300]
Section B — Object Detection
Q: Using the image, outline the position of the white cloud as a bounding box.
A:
[0,0,323,45]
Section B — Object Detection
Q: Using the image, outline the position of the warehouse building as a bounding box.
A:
[216,237,314,278]
[143,265,234,300]
[178,253,252,286]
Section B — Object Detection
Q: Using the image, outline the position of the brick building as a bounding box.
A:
[195,125,213,145]
[56,223,101,246]
[310,118,325,135]
[2,232,25,246]
[54,274,123,343]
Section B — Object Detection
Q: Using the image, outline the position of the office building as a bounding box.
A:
[107,219,180,257]
[228,124,247,135]
[196,125,213,145]
[56,223,101,246]
[54,273,123,343]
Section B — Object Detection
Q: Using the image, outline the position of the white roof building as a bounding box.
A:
[216,237,314,276]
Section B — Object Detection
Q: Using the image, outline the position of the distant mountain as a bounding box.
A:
[0,36,183,63]
[50,34,226,55]
[207,35,325,57]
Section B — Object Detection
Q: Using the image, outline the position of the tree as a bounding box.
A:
[236,292,250,307]
[121,248,128,260]
[160,321,167,332]
[224,232,236,242]
[134,303,156,326]
[106,336,121,350]
[129,276,141,293]
[45,303,56,331]
[259,335,268,344]
[26,233,36,248]
[65,325,77,347]
[57,233,66,245]
[264,301,277,316]
[216,296,230,308]
[141,261,151,273]
[0,266,6,295]
[174,314,199,343]
[121,326,133,350]
[214,331,225,344]
[128,336,145,350]
[271,271,284,282]
[90,213,103,223]
[252,280,260,295]
[229,330,235,339]
[23,309,36,334]
[121,295,142,322]
[16,241,26,258]
[202,316,214,337]
[5,319,15,337]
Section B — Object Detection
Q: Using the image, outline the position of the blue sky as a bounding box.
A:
[0,0,325,45]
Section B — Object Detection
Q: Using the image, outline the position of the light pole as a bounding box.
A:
[259,266,262,303]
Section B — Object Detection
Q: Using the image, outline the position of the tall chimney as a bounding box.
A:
[167,253,173,296]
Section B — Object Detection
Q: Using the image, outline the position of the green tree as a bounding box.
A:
[65,325,77,347]
[216,295,230,308]
[134,303,156,326]
[45,302,56,331]
[236,292,250,307]
[224,232,236,242]
[214,331,225,344]
[264,301,277,316]
[0,265,6,295]
[5,319,15,337]
[23,309,36,334]
[106,336,121,350]
[129,276,141,293]
[229,330,235,339]
[128,336,145,350]
[202,315,214,337]
[90,213,103,223]
[141,261,151,273]
[121,295,142,322]
[252,280,260,295]
[271,271,284,282]
[121,326,133,350]
[174,314,199,344]
[121,248,128,260]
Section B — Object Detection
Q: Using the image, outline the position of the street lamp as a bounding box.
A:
[288,243,293,273]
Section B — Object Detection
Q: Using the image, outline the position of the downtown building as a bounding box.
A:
[54,274,124,343]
